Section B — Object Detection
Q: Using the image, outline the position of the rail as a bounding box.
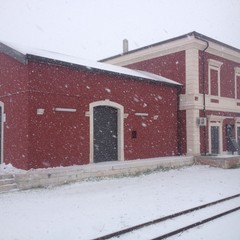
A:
[92,193,240,240]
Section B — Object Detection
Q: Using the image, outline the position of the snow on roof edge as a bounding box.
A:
[0,41,181,86]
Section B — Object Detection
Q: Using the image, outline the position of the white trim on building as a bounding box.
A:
[207,59,223,97]
[89,100,124,163]
[0,101,4,164]
[235,118,240,146]
[185,48,201,156]
[234,67,240,99]
[103,37,240,66]
[208,115,224,155]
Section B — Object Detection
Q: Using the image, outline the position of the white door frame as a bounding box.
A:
[208,116,223,155]
[89,100,124,163]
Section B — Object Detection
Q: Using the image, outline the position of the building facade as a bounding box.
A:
[1,32,239,170]
[102,32,240,156]
[0,43,180,169]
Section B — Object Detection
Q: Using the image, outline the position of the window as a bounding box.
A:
[234,67,240,99]
[208,59,223,96]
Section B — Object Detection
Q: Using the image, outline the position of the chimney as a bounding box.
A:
[123,39,128,53]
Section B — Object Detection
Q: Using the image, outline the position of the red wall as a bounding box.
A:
[25,59,180,169]
[199,51,240,98]
[0,53,29,169]
[120,51,187,154]
[124,51,186,92]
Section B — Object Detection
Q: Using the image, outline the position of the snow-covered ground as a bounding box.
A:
[0,165,240,240]
[0,163,26,174]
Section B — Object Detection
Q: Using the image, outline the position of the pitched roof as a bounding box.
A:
[0,41,181,87]
[100,31,240,62]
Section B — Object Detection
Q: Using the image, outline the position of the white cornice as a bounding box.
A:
[235,67,240,74]
[104,37,240,66]
[180,93,240,113]
[207,59,223,68]
[206,41,240,64]
[104,36,204,66]
[207,115,227,121]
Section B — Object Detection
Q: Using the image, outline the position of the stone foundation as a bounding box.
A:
[195,156,240,169]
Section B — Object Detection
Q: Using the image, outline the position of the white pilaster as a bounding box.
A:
[186,109,200,155]
[185,49,199,94]
[185,49,200,155]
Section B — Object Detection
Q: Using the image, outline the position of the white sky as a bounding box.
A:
[0,0,240,61]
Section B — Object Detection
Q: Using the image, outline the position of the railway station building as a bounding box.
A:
[102,32,240,157]
[0,31,240,170]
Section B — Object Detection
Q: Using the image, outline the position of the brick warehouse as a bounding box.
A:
[1,31,240,170]
[0,42,181,169]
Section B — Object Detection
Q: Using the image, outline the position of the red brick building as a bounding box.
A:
[0,42,181,169]
[102,32,240,157]
[2,32,239,170]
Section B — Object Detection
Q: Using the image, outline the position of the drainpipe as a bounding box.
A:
[177,86,183,155]
[195,35,209,155]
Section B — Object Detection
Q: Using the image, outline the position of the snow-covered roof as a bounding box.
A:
[0,41,181,87]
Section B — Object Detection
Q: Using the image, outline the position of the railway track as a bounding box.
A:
[92,193,240,240]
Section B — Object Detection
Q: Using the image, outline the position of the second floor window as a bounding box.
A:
[208,59,223,97]
[235,67,240,99]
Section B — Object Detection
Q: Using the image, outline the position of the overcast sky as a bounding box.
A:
[0,0,240,61]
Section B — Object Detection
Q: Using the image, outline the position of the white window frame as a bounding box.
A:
[208,59,223,97]
[234,67,240,99]
[89,100,124,163]
[235,118,240,143]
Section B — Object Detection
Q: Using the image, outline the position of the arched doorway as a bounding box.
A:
[89,100,124,163]
[93,106,118,162]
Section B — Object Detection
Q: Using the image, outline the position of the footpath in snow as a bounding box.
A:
[0,165,240,240]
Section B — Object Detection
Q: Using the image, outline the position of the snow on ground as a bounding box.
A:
[0,165,240,240]
[0,163,26,174]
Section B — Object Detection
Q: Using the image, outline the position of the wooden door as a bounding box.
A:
[93,106,118,163]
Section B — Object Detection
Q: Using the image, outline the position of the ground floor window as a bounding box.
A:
[235,121,240,151]
[237,127,240,146]
[208,116,240,155]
